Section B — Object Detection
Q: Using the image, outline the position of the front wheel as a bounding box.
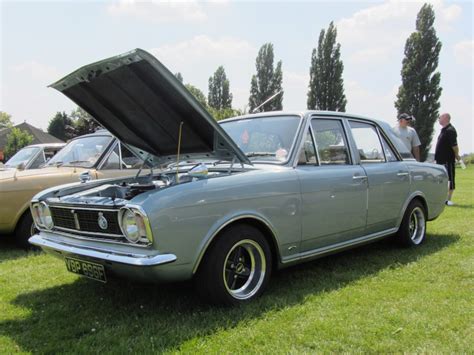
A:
[396,200,426,247]
[195,224,272,305]
[15,211,38,249]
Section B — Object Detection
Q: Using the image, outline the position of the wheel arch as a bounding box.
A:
[397,192,428,228]
[192,215,281,275]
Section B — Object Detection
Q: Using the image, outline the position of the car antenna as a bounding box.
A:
[250,90,283,114]
[175,121,184,184]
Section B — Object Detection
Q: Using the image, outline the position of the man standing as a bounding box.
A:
[435,113,460,206]
[392,113,421,161]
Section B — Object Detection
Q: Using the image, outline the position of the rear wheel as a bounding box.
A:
[195,224,272,305]
[396,200,426,247]
[15,211,38,249]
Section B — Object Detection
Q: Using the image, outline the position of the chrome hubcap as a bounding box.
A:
[223,239,266,300]
[409,207,425,244]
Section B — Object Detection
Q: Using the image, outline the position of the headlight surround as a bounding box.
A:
[31,202,54,230]
[119,207,152,245]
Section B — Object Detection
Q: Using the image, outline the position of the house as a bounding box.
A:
[0,122,64,161]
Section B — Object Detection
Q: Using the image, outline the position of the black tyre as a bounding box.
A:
[195,224,272,305]
[15,211,38,249]
[396,200,426,247]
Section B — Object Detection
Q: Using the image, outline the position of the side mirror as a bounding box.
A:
[17,162,26,171]
[79,170,92,183]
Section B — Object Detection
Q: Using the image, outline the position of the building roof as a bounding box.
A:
[0,122,64,149]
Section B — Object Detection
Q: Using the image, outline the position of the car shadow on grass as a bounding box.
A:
[0,232,460,353]
[0,235,35,264]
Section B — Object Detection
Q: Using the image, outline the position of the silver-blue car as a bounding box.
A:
[29,49,448,305]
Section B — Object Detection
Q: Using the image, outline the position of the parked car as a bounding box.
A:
[1,143,65,170]
[30,49,448,305]
[0,130,148,247]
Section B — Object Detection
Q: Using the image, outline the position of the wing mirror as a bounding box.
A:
[79,170,92,183]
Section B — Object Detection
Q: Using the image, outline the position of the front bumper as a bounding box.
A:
[29,233,183,282]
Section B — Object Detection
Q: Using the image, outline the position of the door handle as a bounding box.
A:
[352,175,367,180]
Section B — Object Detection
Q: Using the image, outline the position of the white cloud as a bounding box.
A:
[107,0,228,23]
[454,40,474,67]
[337,0,462,65]
[150,35,254,68]
[149,35,256,110]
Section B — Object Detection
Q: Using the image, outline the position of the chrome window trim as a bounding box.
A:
[348,119,387,164]
[309,116,353,166]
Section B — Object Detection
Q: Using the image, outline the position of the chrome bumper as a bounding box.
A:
[29,234,177,267]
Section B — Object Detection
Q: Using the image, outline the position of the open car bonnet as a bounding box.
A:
[50,49,250,166]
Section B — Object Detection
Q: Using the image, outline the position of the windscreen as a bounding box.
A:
[5,147,40,168]
[44,135,113,168]
[220,115,301,163]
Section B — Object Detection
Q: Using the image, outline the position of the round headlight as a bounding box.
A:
[121,209,146,243]
[39,202,54,230]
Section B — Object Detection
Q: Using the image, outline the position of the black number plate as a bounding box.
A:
[65,257,107,283]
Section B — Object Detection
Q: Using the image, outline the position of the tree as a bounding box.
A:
[47,111,74,141]
[70,107,101,136]
[185,84,208,108]
[248,43,283,112]
[0,111,13,128]
[175,72,184,83]
[395,3,442,162]
[307,21,347,112]
[4,127,34,160]
[208,107,242,121]
[208,66,233,110]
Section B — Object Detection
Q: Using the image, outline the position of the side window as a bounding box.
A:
[29,152,46,169]
[102,143,142,170]
[380,134,398,162]
[311,119,350,165]
[120,144,142,168]
[349,121,385,163]
[298,129,318,165]
[102,145,120,170]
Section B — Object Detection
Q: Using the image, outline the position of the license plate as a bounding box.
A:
[65,257,107,283]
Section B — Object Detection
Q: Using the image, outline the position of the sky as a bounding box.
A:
[1,0,473,153]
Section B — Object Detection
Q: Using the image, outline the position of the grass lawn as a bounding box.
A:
[1,167,472,353]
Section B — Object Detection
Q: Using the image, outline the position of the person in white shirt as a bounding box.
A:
[391,113,421,161]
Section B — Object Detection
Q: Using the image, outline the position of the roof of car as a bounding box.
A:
[219,110,386,126]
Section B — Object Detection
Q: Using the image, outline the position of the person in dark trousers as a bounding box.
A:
[435,113,460,206]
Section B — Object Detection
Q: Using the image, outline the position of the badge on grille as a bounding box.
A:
[98,212,108,230]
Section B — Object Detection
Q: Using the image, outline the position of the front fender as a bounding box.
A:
[191,211,280,274]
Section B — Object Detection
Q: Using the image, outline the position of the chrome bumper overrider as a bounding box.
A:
[29,234,177,267]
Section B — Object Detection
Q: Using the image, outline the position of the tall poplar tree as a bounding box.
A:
[208,66,233,110]
[395,3,442,162]
[307,22,346,111]
[248,43,283,112]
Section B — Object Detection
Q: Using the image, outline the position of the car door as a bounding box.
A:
[348,120,410,233]
[296,117,368,252]
[95,141,143,180]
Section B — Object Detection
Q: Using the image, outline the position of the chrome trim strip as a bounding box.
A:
[49,204,121,212]
[29,234,175,266]
[46,229,151,248]
[282,227,398,264]
[54,226,122,238]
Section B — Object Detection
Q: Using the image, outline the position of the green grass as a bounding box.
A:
[1,168,473,353]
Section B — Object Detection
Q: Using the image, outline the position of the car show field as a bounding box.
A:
[0,167,472,353]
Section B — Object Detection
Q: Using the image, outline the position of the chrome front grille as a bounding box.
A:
[50,206,122,237]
